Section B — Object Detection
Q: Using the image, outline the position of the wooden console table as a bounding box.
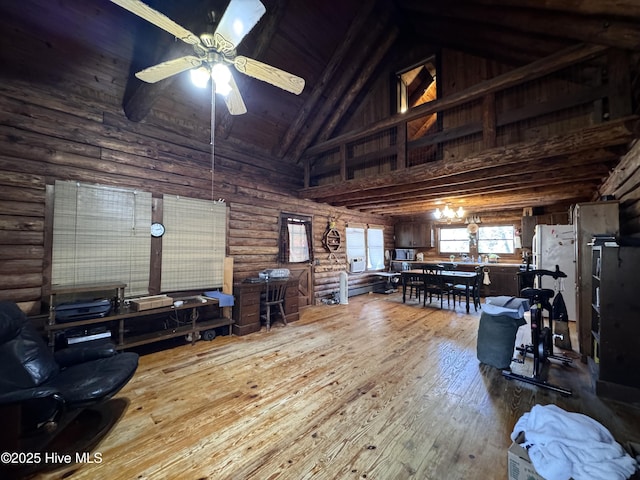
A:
[45,282,232,349]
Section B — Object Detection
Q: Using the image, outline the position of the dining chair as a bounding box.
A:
[405,274,425,302]
[422,264,448,308]
[454,266,483,311]
[261,280,288,331]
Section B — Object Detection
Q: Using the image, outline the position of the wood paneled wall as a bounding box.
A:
[600,139,640,236]
[0,80,393,313]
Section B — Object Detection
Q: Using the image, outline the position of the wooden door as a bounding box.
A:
[287,264,313,308]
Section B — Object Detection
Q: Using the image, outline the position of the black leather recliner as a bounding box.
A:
[0,300,138,455]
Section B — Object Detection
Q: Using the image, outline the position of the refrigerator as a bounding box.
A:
[532,224,577,321]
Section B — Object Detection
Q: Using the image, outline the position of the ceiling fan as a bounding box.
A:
[110,0,306,115]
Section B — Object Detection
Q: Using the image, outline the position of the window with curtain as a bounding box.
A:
[51,180,152,297]
[278,214,312,263]
[161,196,227,292]
[346,225,385,271]
[367,227,385,270]
[346,227,365,263]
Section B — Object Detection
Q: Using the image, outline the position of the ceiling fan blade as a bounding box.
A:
[135,55,202,83]
[212,0,266,55]
[110,0,201,45]
[233,56,305,95]
[223,72,247,115]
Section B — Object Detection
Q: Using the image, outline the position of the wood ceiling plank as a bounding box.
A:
[364,183,597,215]
[301,116,638,201]
[322,149,618,207]
[462,0,640,20]
[275,0,377,159]
[399,0,640,51]
[303,43,607,158]
[287,14,397,162]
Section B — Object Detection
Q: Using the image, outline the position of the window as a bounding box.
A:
[396,57,437,114]
[478,225,515,254]
[161,196,227,291]
[439,227,469,254]
[51,181,152,297]
[346,225,385,272]
[367,228,385,270]
[346,227,365,262]
[278,214,312,263]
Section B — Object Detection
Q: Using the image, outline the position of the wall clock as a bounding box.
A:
[150,222,165,238]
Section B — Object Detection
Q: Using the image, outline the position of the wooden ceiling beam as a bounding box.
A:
[363,183,597,215]
[301,116,638,201]
[307,24,400,153]
[287,14,397,162]
[217,0,288,140]
[399,0,640,51]
[407,18,567,66]
[274,0,377,159]
[121,0,212,122]
[318,172,607,214]
[460,0,640,20]
[303,43,607,158]
[323,149,617,207]
[123,42,192,122]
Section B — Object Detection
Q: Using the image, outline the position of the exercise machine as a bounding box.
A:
[502,265,573,396]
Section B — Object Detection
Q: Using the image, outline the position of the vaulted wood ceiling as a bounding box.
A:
[2,0,639,219]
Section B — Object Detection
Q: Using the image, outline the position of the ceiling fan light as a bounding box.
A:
[215,81,232,96]
[211,63,232,96]
[190,67,210,88]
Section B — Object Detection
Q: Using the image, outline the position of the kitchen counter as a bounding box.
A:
[390,260,523,296]
[391,260,525,268]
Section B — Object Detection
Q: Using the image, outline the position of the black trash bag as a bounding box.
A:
[552,292,568,321]
[552,292,572,350]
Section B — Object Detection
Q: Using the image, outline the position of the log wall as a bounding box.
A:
[0,83,393,314]
[600,139,640,236]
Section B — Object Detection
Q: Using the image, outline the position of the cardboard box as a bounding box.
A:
[508,432,546,480]
[130,295,173,311]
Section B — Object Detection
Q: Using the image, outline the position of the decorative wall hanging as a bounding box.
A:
[322,214,341,262]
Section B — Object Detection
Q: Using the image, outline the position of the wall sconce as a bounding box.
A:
[465,215,482,224]
[434,204,464,221]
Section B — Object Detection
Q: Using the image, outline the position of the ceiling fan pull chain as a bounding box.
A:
[211,85,216,202]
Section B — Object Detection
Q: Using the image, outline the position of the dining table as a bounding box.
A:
[400,268,477,312]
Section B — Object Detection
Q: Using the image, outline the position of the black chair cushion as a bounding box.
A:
[46,353,139,407]
[0,302,59,391]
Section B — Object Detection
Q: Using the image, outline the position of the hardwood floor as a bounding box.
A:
[30,293,640,480]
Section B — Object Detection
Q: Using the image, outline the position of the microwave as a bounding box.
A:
[395,249,416,261]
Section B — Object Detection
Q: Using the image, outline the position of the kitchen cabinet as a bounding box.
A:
[395,222,433,248]
[521,216,536,249]
[521,213,570,249]
[590,244,640,401]
[456,264,520,297]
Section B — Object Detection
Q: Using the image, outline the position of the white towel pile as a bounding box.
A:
[511,404,638,480]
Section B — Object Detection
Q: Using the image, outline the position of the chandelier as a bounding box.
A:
[434,204,464,220]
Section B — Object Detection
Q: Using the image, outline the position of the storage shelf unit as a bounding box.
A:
[589,244,640,401]
[45,282,232,350]
[47,281,126,327]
